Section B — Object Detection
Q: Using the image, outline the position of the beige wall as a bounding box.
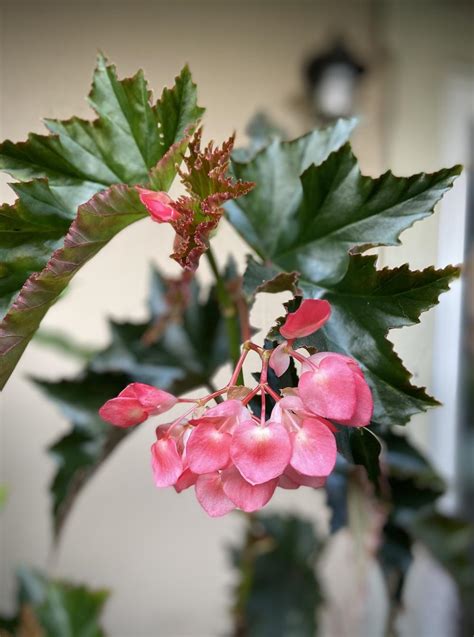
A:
[0,1,472,636]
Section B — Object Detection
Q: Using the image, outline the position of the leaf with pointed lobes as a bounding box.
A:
[0,184,149,390]
[0,60,204,390]
[230,135,461,287]
[226,119,357,260]
[262,254,460,427]
[0,56,203,187]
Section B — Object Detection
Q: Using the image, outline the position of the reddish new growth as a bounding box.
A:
[138,129,254,271]
[99,300,374,517]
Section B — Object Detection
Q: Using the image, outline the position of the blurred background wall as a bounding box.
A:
[0,1,472,635]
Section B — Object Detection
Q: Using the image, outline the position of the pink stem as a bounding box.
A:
[264,384,281,402]
[289,348,307,365]
[242,385,260,406]
[260,353,270,425]
[167,404,196,436]
[229,347,250,386]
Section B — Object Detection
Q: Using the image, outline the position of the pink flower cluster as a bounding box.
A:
[99,300,373,516]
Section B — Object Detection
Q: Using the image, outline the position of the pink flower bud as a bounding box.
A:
[137,187,180,223]
[99,382,177,428]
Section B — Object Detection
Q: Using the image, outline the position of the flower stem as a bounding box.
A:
[206,247,243,384]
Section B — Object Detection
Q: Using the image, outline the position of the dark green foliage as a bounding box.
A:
[0,567,108,637]
[0,56,203,389]
[33,270,231,539]
[231,514,323,637]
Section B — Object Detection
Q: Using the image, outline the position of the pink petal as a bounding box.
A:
[278,473,300,489]
[230,420,292,485]
[222,466,277,512]
[280,299,331,339]
[337,373,373,427]
[99,397,148,427]
[195,472,235,517]
[290,418,337,476]
[174,468,198,493]
[205,399,247,419]
[284,465,327,488]
[150,438,183,487]
[302,352,364,378]
[137,187,180,223]
[298,356,356,421]
[269,342,290,377]
[189,400,251,435]
[120,382,178,415]
[186,424,232,474]
[278,395,305,413]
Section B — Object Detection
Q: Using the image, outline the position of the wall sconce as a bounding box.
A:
[304,40,366,121]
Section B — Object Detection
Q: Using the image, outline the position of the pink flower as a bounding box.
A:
[280,299,331,339]
[195,472,235,517]
[98,296,374,518]
[289,417,337,477]
[300,353,373,426]
[137,187,180,223]
[269,341,291,377]
[151,437,183,487]
[279,465,327,489]
[99,383,178,428]
[186,423,232,474]
[298,355,357,421]
[221,466,277,512]
[230,419,292,485]
[174,468,198,493]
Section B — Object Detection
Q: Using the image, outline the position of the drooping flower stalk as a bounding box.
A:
[99,299,373,516]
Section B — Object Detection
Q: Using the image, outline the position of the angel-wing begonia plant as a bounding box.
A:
[1,56,471,636]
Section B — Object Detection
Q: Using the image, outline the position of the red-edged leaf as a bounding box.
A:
[0,184,149,389]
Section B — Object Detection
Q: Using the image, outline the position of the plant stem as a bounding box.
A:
[206,247,244,384]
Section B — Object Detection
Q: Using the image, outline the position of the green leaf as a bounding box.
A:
[0,56,203,378]
[226,119,357,258]
[319,256,460,426]
[231,141,460,287]
[0,55,203,186]
[335,427,382,487]
[91,278,229,389]
[0,184,149,389]
[17,567,109,637]
[35,371,132,538]
[235,132,460,426]
[253,254,460,427]
[0,180,75,314]
[33,271,231,538]
[0,568,108,637]
[231,513,323,637]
